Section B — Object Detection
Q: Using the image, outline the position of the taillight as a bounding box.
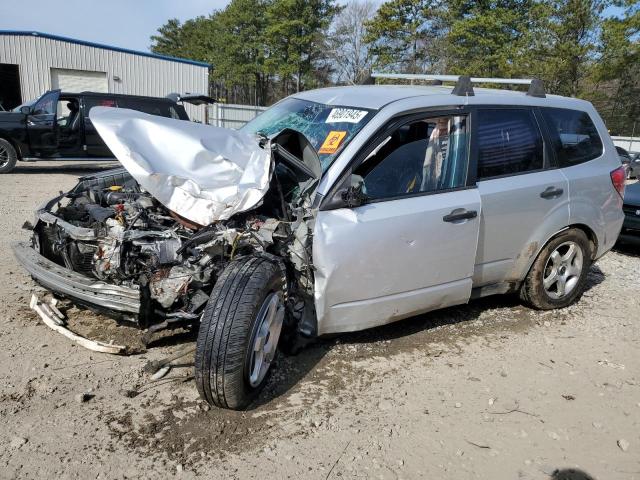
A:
[610,166,626,199]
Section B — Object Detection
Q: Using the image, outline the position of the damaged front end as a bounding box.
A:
[13,108,319,341]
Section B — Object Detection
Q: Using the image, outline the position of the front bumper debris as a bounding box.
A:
[12,241,140,315]
[29,294,126,355]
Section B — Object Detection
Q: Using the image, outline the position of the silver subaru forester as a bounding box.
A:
[14,75,625,409]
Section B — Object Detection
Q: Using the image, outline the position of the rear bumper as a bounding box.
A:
[11,241,140,315]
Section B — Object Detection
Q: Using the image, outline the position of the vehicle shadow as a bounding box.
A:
[550,468,596,480]
[584,263,606,292]
[613,235,640,257]
[251,264,607,408]
[10,161,119,175]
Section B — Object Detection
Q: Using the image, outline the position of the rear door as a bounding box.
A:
[314,112,481,334]
[26,90,60,157]
[471,107,570,288]
[83,96,118,157]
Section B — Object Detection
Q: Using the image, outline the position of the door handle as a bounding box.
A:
[443,209,477,223]
[540,186,564,199]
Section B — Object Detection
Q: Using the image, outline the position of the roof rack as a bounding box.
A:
[369,73,546,98]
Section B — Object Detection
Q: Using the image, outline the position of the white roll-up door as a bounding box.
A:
[51,68,108,93]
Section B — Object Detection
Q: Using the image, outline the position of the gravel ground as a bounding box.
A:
[1,161,639,480]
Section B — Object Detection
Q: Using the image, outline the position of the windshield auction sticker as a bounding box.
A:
[319,131,348,154]
[326,108,368,124]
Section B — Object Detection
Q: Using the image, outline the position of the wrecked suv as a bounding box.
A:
[13,75,625,409]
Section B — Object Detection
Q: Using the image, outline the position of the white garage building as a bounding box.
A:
[0,31,210,122]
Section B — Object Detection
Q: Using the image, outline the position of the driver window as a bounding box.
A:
[32,93,57,116]
[353,115,469,200]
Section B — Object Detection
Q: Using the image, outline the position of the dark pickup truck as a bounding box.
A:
[0,90,212,173]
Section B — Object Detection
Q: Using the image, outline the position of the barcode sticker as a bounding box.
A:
[326,108,368,124]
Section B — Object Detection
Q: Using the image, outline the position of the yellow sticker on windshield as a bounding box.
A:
[319,131,347,154]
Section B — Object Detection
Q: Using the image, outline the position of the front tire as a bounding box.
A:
[195,255,286,410]
[520,229,592,310]
[0,138,18,173]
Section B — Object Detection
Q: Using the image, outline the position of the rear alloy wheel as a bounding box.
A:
[0,138,18,174]
[195,255,285,410]
[520,229,592,310]
[542,241,584,300]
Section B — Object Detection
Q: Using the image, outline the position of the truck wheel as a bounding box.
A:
[0,138,17,173]
[520,229,592,310]
[195,255,286,410]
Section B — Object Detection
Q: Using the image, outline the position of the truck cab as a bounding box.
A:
[0,90,195,173]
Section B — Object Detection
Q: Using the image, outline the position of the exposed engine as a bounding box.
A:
[34,166,314,333]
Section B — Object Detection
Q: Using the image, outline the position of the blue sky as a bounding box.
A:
[0,0,228,53]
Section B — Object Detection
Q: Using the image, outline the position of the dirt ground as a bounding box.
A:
[1,161,639,480]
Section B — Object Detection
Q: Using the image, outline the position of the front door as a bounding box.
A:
[313,113,481,335]
[26,90,60,157]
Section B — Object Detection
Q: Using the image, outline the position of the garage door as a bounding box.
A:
[51,68,108,93]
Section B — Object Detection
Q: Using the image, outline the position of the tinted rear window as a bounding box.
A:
[84,97,187,120]
[541,108,603,167]
[84,97,118,116]
[476,109,544,179]
[119,99,186,120]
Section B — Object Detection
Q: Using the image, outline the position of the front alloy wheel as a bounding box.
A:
[195,255,286,410]
[248,292,284,387]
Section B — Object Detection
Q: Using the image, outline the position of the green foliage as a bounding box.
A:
[150,19,186,57]
[364,0,444,73]
[265,0,341,92]
[590,1,640,134]
[149,0,640,133]
[444,0,539,78]
[150,0,339,104]
[529,0,609,96]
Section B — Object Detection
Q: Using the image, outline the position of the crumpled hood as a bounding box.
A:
[89,107,272,226]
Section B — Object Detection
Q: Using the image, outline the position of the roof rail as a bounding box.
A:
[370,73,546,98]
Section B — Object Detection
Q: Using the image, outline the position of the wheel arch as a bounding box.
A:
[567,223,598,260]
[0,134,23,159]
[521,224,597,283]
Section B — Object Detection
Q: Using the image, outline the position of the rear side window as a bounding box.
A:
[119,99,185,119]
[541,108,603,167]
[476,109,544,179]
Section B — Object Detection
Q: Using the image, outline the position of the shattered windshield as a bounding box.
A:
[241,98,374,171]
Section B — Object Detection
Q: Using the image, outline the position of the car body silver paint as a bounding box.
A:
[559,104,624,259]
[473,170,570,287]
[313,188,481,335]
[306,85,622,334]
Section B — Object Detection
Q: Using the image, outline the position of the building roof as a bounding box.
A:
[0,30,210,68]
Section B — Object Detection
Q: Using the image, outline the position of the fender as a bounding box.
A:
[0,114,31,158]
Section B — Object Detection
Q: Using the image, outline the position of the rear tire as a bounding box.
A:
[0,138,17,173]
[195,255,286,410]
[520,229,592,310]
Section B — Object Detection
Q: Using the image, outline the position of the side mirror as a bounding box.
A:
[20,106,32,115]
[341,183,368,208]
